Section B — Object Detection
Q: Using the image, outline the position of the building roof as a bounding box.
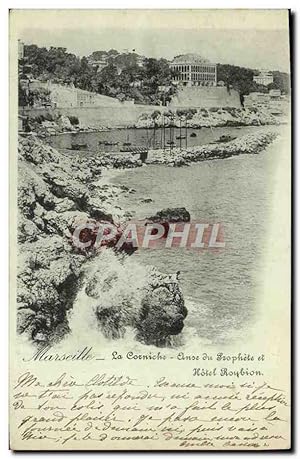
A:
[255,70,273,76]
[171,54,211,64]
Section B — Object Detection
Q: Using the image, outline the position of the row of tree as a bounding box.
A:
[217,64,290,96]
[216,64,290,103]
[19,44,290,107]
[20,45,176,105]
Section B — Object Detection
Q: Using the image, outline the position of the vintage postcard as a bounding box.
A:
[9,9,291,450]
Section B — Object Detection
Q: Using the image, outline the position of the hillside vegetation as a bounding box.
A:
[19,45,290,106]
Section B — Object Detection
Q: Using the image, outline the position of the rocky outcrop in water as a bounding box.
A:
[84,253,187,346]
[136,275,187,346]
[145,208,191,237]
[149,207,191,223]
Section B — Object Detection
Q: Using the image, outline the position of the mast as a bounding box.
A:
[169,116,172,153]
[146,122,149,150]
[185,116,188,150]
[163,115,165,151]
[207,108,215,140]
[179,116,182,152]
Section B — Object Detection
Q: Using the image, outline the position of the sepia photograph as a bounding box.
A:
[9,9,291,451]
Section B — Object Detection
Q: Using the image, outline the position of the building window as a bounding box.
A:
[170,56,216,86]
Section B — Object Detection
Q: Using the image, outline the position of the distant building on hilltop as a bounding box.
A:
[88,50,145,73]
[169,54,217,87]
[89,59,108,72]
[253,70,274,86]
[136,55,145,68]
[88,54,108,73]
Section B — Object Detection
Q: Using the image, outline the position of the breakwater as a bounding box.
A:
[147,131,278,167]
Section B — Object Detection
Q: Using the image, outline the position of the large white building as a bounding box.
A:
[169,54,217,87]
[253,70,274,86]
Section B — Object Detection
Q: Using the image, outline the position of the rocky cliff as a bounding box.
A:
[17,135,187,347]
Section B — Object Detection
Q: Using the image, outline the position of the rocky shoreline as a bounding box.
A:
[20,104,288,136]
[136,106,287,130]
[17,135,186,347]
[17,129,278,348]
[147,131,278,167]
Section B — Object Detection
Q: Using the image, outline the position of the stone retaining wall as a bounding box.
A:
[20,104,163,129]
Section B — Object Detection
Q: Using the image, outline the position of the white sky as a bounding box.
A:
[11,9,290,72]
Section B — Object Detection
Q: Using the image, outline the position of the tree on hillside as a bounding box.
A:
[108,53,139,69]
[141,58,172,103]
[21,44,175,104]
[23,44,84,84]
[18,82,28,107]
[107,49,119,56]
[72,56,97,91]
[217,63,290,99]
[271,71,290,94]
[217,64,256,96]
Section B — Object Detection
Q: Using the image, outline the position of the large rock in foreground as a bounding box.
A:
[136,280,187,346]
[84,251,187,347]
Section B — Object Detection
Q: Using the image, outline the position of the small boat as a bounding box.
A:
[176,135,186,140]
[166,141,176,146]
[190,132,197,138]
[71,143,87,150]
[120,146,132,152]
[210,135,237,144]
[99,141,119,146]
